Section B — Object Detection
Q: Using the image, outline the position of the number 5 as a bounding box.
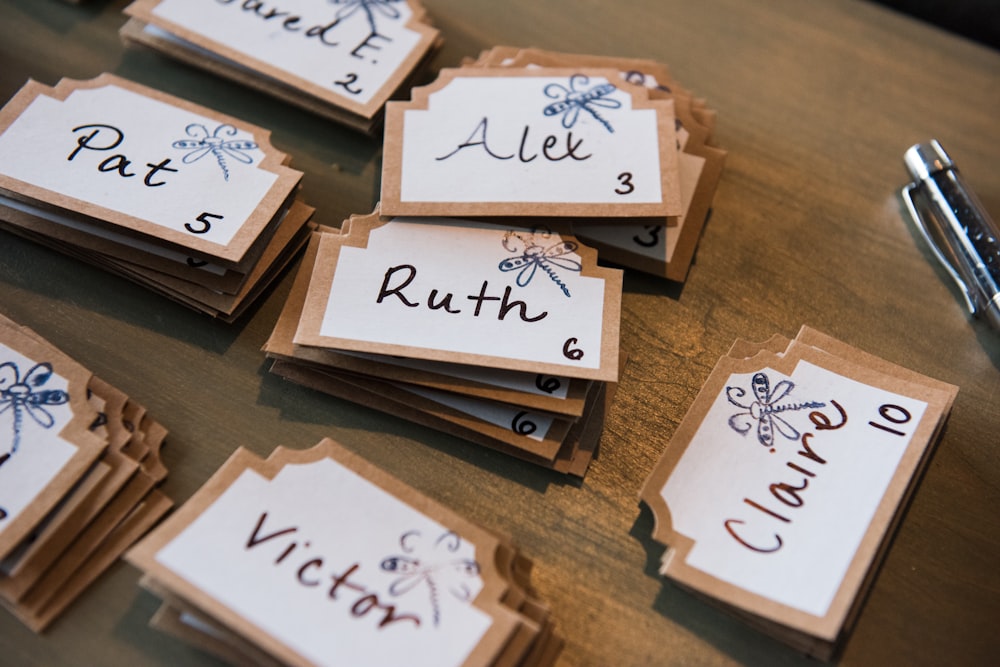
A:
[186,211,223,235]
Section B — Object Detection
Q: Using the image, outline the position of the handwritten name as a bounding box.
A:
[436,117,591,163]
[246,511,421,629]
[723,400,847,553]
[376,264,549,323]
[68,124,178,187]
[213,0,341,46]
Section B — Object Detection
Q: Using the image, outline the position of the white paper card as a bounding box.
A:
[145,0,428,109]
[382,68,681,218]
[0,346,76,531]
[0,79,283,261]
[154,458,492,667]
[295,217,622,381]
[660,360,928,617]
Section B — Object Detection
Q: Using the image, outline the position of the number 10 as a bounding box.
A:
[869,403,912,436]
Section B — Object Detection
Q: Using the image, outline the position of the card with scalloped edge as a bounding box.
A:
[0,74,314,320]
[0,312,172,632]
[381,66,682,219]
[121,0,441,134]
[639,326,957,660]
[264,225,595,419]
[293,211,622,382]
[0,319,103,562]
[126,439,562,667]
[269,344,595,419]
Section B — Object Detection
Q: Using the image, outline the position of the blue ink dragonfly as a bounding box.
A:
[726,372,825,448]
[380,530,480,626]
[543,74,621,133]
[329,0,403,53]
[0,361,70,467]
[499,230,582,298]
[172,123,258,181]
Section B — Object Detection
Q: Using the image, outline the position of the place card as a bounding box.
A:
[297,351,593,418]
[121,0,441,134]
[639,326,957,659]
[294,211,622,381]
[467,47,727,282]
[263,219,618,475]
[0,74,314,321]
[0,312,172,631]
[381,67,682,219]
[0,319,104,561]
[126,439,563,666]
[266,356,609,477]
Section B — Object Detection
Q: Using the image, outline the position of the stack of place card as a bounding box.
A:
[639,326,958,660]
[0,312,172,631]
[0,74,315,322]
[264,212,621,475]
[264,211,622,476]
[120,0,442,134]
[381,47,726,282]
[127,439,563,667]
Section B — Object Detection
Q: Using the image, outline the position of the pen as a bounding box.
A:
[901,139,1000,332]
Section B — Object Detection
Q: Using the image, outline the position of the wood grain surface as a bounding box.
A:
[0,1,998,665]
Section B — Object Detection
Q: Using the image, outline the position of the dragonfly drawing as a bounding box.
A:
[380,529,480,626]
[328,0,404,44]
[171,123,258,181]
[499,230,582,298]
[543,74,621,133]
[725,372,825,448]
[0,361,70,467]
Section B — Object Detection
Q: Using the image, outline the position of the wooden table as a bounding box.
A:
[1,1,998,665]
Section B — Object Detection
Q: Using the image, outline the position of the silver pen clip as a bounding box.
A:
[901,140,1000,332]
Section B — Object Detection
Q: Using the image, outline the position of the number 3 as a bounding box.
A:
[632,225,662,248]
[615,172,635,195]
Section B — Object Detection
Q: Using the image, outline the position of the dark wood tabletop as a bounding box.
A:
[1,0,998,665]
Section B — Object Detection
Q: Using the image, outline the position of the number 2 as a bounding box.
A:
[334,73,363,96]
